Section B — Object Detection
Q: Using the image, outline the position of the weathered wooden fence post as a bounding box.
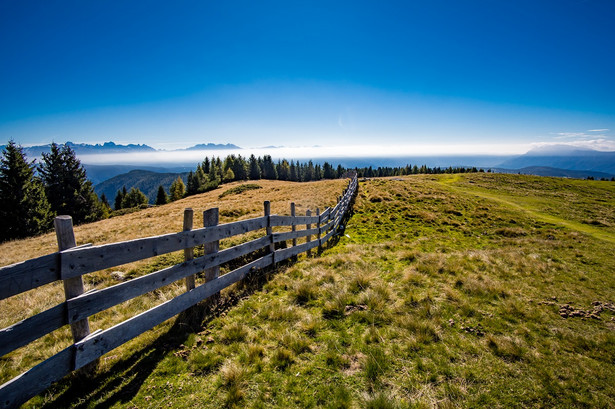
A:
[183,208,195,291]
[203,208,220,301]
[306,209,312,256]
[55,215,97,375]
[264,201,275,265]
[291,202,297,261]
[316,207,322,253]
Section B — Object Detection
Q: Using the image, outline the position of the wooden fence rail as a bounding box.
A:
[0,175,357,409]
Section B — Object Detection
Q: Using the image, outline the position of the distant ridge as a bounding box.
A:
[182,143,240,150]
[498,146,615,174]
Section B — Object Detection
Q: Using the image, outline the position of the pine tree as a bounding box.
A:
[277,159,290,181]
[169,177,185,201]
[249,154,261,180]
[186,171,199,196]
[155,185,168,205]
[223,168,235,182]
[261,155,277,180]
[289,160,298,181]
[114,187,127,210]
[99,193,111,218]
[0,141,53,242]
[121,187,149,208]
[39,143,103,224]
[232,154,248,180]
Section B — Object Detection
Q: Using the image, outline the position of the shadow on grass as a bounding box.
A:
[38,265,280,409]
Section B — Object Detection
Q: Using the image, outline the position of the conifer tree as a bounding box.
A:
[169,177,185,201]
[0,141,53,242]
[223,168,235,182]
[39,143,103,224]
[261,155,277,180]
[249,154,261,180]
[121,187,148,208]
[99,193,111,218]
[155,185,168,205]
[114,186,127,210]
[289,160,298,181]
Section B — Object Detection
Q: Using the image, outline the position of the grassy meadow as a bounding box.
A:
[2,174,615,408]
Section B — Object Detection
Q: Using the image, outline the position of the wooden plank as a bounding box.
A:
[0,346,73,409]
[73,254,274,370]
[306,209,312,257]
[316,207,321,252]
[272,227,319,244]
[60,216,267,279]
[264,202,274,256]
[320,207,331,219]
[321,228,335,245]
[269,214,320,226]
[290,203,296,248]
[275,240,319,262]
[0,253,59,300]
[67,235,271,323]
[0,303,66,357]
[319,219,335,235]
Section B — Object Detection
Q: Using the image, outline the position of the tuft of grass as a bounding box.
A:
[364,346,389,384]
[188,349,224,374]
[270,347,294,370]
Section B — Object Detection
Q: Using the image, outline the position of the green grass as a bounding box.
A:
[25,174,615,408]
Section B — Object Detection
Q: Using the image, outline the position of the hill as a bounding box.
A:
[94,169,189,205]
[1,175,614,408]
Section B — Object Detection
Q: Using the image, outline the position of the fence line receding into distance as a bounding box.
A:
[0,175,358,409]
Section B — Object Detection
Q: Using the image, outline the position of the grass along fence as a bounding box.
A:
[0,175,358,409]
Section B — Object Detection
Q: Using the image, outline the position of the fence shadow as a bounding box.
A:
[38,260,284,409]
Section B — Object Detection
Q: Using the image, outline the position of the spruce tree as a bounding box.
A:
[169,177,185,201]
[39,143,103,224]
[249,154,261,180]
[0,141,53,242]
[121,187,148,208]
[114,187,126,210]
[155,185,168,205]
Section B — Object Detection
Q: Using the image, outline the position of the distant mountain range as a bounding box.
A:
[497,145,615,175]
[2,141,241,159]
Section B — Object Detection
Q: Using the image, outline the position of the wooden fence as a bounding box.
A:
[0,175,358,408]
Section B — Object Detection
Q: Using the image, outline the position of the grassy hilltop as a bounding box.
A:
[3,174,615,408]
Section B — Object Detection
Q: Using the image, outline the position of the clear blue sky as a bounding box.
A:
[1,0,614,154]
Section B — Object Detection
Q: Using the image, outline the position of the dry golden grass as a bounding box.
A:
[0,178,347,384]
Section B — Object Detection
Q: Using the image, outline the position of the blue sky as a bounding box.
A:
[1,0,614,155]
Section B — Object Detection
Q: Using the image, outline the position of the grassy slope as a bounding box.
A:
[0,179,346,387]
[4,174,615,408]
